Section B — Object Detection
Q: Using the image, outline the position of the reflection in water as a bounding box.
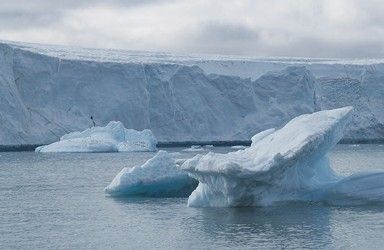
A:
[188,202,333,249]
[111,197,384,249]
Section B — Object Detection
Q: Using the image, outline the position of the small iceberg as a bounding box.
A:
[182,145,205,152]
[35,121,157,153]
[105,151,197,197]
[230,145,247,150]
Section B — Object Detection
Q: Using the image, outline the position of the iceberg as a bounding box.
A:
[105,151,197,197]
[182,107,384,207]
[182,145,206,152]
[35,121,157,153]
[313,171,384,206]
[230,145,247,150]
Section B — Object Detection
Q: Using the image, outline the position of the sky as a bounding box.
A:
[0,0,383,58]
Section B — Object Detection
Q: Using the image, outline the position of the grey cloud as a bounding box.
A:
[176,21,260,55]
[0,11,61,30]
[0,0,384,58]
[0,0,172,30]
[265,36,384,59]
[196,22,259,42]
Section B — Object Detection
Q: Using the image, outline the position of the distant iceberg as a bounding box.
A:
[230,145,247,150]
[35,121,157,153]
[182,145,205,152]
[182,107,369,207]
[105,151,197,197]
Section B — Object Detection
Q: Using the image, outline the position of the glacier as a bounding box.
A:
[105,150,197,197]
[182,107,384,207]
[1,41,384,146]
[35,121,157,153]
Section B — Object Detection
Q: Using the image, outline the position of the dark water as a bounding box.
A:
[1,145,384,249]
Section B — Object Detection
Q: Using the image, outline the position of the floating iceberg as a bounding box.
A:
[35,121,157,153]
[230,145,247,150]
[105,151,197,197]
[313,171,384,205]
[181,107,384,207]
[182,145,206,152]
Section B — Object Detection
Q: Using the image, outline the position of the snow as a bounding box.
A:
[4,40,384,67]
[105,151,197,197]
[0,40,384,146]
[35,121,157,153]
[182,107,361,207]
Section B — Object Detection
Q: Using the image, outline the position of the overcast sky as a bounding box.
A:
[1,0,383,58]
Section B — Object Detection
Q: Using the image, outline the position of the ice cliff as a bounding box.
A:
[0,41,383,145]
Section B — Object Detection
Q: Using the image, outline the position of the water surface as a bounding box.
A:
[1,145,384,249]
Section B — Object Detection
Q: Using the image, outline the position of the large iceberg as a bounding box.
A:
[105,151,197,197]
[35,121,157,153]
[182,107,384,207]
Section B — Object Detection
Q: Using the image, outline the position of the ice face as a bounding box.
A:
[105,151,198,197]
[1,41,384,145]
[35,121,157,153]
[0,42,319,145]
[182,107,354,207]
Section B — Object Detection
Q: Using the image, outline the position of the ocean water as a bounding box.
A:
[1,145,384,249]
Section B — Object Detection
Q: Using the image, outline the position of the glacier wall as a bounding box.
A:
[0,41,383,145]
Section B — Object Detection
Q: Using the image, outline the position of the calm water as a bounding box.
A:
[1,145,384,249]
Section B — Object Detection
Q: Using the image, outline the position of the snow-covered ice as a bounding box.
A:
[35,121,157,153]
[182,107,384,207]
[105,151,197,197]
